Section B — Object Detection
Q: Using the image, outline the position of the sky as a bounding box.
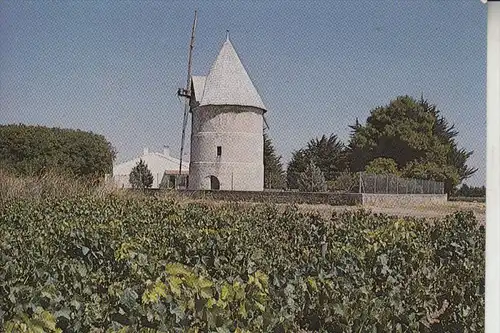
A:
[0,0,487,186]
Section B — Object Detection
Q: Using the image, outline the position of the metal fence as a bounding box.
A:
[359,172,444,195]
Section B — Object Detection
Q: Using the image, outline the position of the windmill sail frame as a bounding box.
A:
[178,10,198,182]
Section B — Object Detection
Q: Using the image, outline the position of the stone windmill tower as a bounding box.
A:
[187,34,267,191]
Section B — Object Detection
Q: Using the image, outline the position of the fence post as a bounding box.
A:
[374,175,377,194]
[359,173,362,193]
[386,174,389,194]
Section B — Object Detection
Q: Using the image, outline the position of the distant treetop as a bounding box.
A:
[0,124,116,180]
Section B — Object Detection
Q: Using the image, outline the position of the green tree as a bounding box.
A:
[286,149,308,190]
[365,157,400,176]
[129,159,154,189]
[297,161,327,192]
[420,97,477,182]
[286,134,347,189]
[454,184,486,197]
[305,134,347,180]
[263,132,285,189]
[347,96,476,193]
[0,124,116,180]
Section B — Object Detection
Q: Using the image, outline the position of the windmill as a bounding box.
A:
[176,10,198,186]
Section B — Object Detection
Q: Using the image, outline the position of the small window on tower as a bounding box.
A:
[217,146,222,157]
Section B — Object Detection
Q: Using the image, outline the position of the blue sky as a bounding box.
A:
[0,1,487,186]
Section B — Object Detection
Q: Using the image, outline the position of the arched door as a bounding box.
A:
[210,176,220,190]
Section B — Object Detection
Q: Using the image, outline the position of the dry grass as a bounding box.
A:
[0,170,114,205]
[0,170,194,206]
[1,171,485,224]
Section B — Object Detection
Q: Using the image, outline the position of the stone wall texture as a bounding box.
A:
[178,190,362,206]
[188,105,264,191]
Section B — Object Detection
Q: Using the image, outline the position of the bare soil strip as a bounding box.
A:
[294,201,486,224]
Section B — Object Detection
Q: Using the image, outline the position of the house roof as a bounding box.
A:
[191,76,206,104]
[113,150,189,176]
[196,37,266,111]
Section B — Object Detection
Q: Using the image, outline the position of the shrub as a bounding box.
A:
[0,192,484,332]
[454,184,486,198]
[327,172,360,193]
[129,159,154,189]
[298,161,327,192]
[365,157,400,176]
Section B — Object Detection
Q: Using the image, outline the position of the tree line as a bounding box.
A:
[0,124,115,181]
[1,95,479,195]
[264,95,478,194]
[454,184,486,198]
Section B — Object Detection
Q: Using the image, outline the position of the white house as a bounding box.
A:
[109,146,189,189]
[187,35,267,191]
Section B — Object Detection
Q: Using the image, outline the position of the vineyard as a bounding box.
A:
[0,190,484,332]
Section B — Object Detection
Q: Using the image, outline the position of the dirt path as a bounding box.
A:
[295,201,486,224]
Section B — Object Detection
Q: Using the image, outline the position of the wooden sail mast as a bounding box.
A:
[178,10,198,180]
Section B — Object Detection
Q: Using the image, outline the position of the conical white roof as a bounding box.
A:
[199,37,266,111]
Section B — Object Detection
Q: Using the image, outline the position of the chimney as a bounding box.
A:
[143,147,149,155]
[163,145,170,157]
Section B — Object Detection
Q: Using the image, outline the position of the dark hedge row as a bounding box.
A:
[0,195,484,332]
[175,190,362,206]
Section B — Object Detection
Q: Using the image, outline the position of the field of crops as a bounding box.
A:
[0,190,484,332]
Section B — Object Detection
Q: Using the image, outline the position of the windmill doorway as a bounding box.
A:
[210,176,220,190]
